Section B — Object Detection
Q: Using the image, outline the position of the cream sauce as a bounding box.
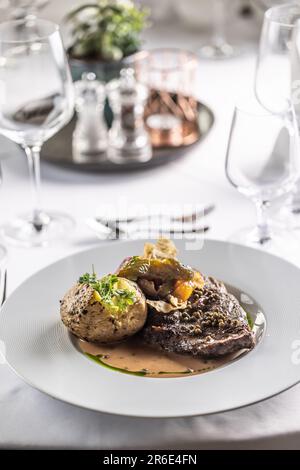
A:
[78,337,245,378]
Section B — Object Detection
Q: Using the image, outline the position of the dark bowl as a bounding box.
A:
[68,53,133,83]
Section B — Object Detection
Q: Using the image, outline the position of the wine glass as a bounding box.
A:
[8,1,50,20]
[255,3,300,115]
[0,162,7,303]
[253,0,294,12]
[225,101,300,247]
[0,19,74,246]
[198,0,236,60]
[255,3,300,216]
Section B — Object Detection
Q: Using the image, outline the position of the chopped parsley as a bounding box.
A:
[246,311,254,329]
[79,272,97,284]
[79,271,136,313]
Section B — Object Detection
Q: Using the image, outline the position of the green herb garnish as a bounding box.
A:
[79,272,97,284]
[246,312,254,329]
[86,353,147,377]
[79,272,136,313]
[65,0,150,62]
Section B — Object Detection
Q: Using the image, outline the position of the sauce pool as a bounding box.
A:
[78,336,245,378]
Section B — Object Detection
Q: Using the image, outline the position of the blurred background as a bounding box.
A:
[0,0,298,254]
[0,1,263,48]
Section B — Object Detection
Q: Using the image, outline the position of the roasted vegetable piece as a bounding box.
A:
[117,256,194,283]
[173,280,194,302]
[146,299,187,314]
[117,256,150,279]
[143,238,178,259]
[193,271,205,289]
[172,271,205,301]
[137,278,174,300]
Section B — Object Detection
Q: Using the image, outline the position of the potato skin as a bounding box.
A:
[60,279,147,343]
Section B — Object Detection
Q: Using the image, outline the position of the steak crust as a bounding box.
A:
[141,276,255,358]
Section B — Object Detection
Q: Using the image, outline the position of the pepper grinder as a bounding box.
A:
[106,68,152,164]
[73,72,108,163]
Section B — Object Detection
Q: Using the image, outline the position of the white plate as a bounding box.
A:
[1,239,300,418]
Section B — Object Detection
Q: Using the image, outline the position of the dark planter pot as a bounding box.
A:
[68,55,125,83]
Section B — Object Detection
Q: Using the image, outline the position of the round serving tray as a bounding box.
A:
[41,101,214,173]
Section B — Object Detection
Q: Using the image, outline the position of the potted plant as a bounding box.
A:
[65,0,150,82]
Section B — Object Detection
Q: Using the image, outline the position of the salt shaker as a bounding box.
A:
[73,72,108,162]
[106,68,152,164]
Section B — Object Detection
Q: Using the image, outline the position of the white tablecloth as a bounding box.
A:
[1,14,300,450]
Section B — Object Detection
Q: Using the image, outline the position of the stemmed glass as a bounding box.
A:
[255,3,300,215]
[253,0,294,12]
[199,0,236,60]
[225,101,300,247]
[8,1,50,20]
[255,4,300,115]
[0,163,7,304]
[0,19,74,246]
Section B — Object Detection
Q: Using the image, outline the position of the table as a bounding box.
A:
[1,14,300,450]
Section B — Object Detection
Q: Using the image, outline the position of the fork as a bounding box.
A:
[87,218,210,240]
[94,203,215,226]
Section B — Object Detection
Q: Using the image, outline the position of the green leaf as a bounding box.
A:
[65,0,149,61]
[246,311,254,329]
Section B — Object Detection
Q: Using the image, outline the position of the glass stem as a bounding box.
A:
[24,145,47,232]
[290,182,300,214]
[255,200,271,244]
[213,0,226,46]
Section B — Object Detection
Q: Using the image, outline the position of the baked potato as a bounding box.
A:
[60,274,147,343]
